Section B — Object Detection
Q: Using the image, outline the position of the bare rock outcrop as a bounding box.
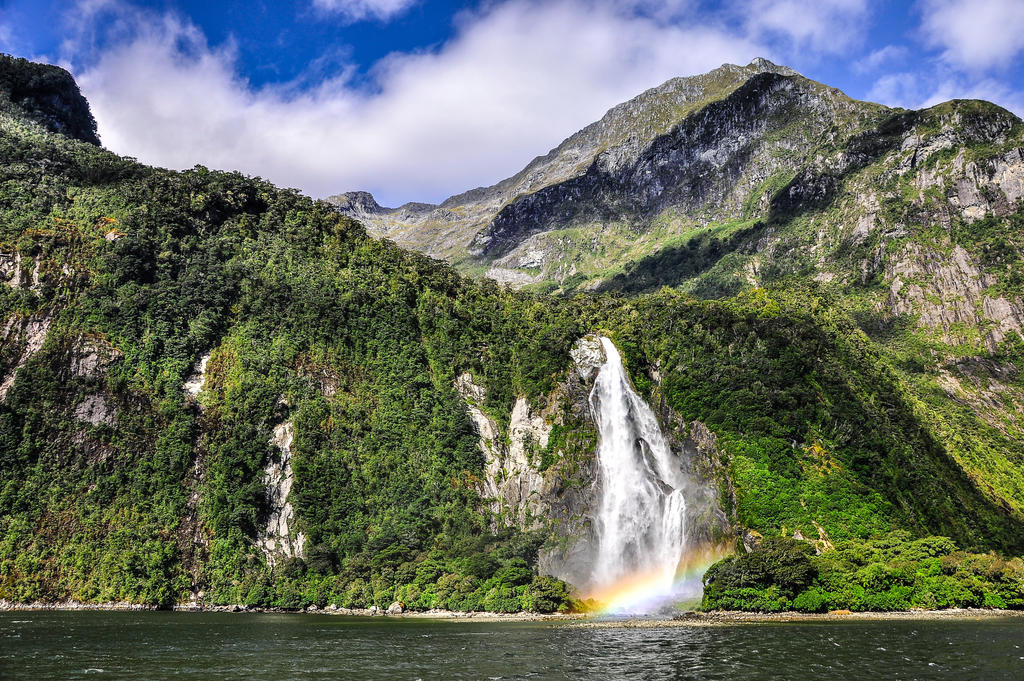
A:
[258,421,307,567]
[886,244,1024,350]
[0,313,52,400]
[74,394,117,427]
[454,373,551,527]
[71,335,122,379]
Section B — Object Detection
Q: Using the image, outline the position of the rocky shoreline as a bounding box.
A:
[2,600,1021,625]
[0,599,581,621]
[576,608,1024,628]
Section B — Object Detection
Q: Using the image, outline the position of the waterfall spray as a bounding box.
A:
[588,337,690,613]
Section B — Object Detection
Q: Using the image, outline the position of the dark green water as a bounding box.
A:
[2,612,1023,680]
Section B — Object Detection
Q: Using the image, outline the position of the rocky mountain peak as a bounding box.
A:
[747,56,796,75]
[330,190,386,216]
[330,58,801,233]
[331,59,878,274]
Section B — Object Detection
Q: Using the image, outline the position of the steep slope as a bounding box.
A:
[2,57,1023,613]
[604,99,1024,525]
[331,58,886,285]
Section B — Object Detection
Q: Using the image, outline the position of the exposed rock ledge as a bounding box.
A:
[454,373,551,527]
[887,243,1024,351]
[0,313,52,400]
[257,421,306,567]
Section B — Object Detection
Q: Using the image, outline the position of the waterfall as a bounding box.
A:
[588,337,688,612]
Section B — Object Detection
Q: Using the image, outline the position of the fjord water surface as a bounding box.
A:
[4,612,1024,680]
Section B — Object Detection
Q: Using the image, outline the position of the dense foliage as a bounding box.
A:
[0,58,594,611]
[612,288,1024,553]
[704,533,1024,612]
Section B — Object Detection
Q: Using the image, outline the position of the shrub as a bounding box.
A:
[704,532,1024,612]
[792,587,830,613]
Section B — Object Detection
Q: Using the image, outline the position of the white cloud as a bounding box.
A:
[866,72,921,107]
[609,0,695,21]
[920,78,1024,116]
[919,0,1024,71]
[867,69,1024,116]
[852,44,908,74]
[734,0,872,55]
[69,0,768,205]
[311,0,418,23]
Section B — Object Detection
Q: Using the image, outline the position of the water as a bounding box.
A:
[3,612,1024,680]
[588,337,688,607]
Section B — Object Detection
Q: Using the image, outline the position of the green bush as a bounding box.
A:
[704,532,1024,612]
[792,587,830,613]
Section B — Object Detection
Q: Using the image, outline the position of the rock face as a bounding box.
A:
[258,421,307,567]
[0,252,43,291]
[454,373,552,526]
[0,314,52,400]
[70,336,122,380]
[74,394,117,427]
[887,244,1024,351]
[568,334,605,382]
[455,334,731,590]
[331,191,386,216]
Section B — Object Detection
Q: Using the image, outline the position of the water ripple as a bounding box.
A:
[2,613,1023,680]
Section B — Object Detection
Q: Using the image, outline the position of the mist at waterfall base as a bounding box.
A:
[586,543,731,615]
[583,337,727,616]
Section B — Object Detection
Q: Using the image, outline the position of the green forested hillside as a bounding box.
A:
[1,56,1022,613]
[0,58,588,608]
[338,60,1024,558]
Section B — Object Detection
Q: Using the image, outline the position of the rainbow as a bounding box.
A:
[584,543,732,616]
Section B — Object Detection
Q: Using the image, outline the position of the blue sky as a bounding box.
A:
[1,0,1022,205]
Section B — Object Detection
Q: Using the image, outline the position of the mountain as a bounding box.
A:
[0,55,100,146]
[330,58,874,282]
[2,55,1023,613]
[335,60,1024,573]
[332,61,1024,348]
